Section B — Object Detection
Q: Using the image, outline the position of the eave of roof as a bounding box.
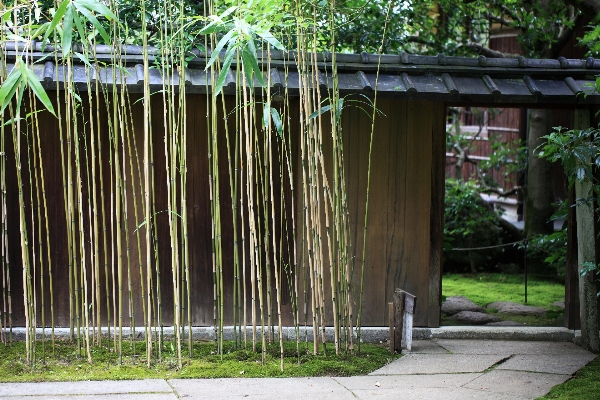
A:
[3,42,600,106]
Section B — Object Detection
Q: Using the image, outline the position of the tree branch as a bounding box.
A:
[481,186,523,198]
[462,42,520,58]
[546,13,584,58]
[475,163,523,198]
[486,13,518,29]
[500,5,523,25]
[565,0,600,16]
[405,36,435,47]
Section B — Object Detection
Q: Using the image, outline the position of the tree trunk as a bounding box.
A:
[524,109,555,238]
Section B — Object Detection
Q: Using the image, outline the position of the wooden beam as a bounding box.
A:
[428,102,445,327]
[574,108,599,352]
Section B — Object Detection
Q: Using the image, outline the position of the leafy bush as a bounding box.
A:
[525,231,567,278]
[537,127,600,278]
[444,179,503,272]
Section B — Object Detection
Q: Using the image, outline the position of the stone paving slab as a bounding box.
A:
[464,370,572,399]
[0,380,172,396]
[0,339,592,400]
[350,387,526,399]
[436,339,592,356]
[335,373,482,389]
[426,327,574,342]
[169,377,355,400]
[0,395,177,400]
[497,353,597,375]
[403,340,449,354]
[370,354,507,375]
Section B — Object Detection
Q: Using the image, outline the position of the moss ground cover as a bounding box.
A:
[442,273,565,326]
[0,340,398,382]
[539,357,600,399]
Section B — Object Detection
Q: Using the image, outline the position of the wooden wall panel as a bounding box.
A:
[2,94,445,328]
[339,99,442,326]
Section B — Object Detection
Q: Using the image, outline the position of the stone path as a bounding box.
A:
[0,339,595,399]
[441,296,562,325]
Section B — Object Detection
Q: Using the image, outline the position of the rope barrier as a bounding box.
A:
[447,238,530,303]
[448,239,526,251]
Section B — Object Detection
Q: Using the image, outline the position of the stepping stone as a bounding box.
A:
[442,296,485,315]
[553,314,565,327]
[552,301,565,309]
[450,311,500,325]
[485,320,524,326]
[487,301,546,317]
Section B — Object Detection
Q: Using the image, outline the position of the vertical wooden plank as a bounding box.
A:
[574,108,599,352]
[402,100,432,326]
[343,97,389,326]
[386,100,408,322]
[565,186,580,329]
[428,102,445,327]
[364,97,391,325]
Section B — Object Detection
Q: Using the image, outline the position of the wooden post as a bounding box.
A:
[565,187,581,329]
[393,290,404,353]
[574,108,599,352]
[392,289,417,353]
[402,292,416,351]
[388,302,395,352]
[429,102,445,328]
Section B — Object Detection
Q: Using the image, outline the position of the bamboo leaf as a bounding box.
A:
[213,45,236,95]
[62,4,75,57]
[256,29,285,50]
[309,104,331,119]
[240,47,254,88]
[74,52,93,68]
[0,64,23,115]
[6,34,32,42]
[1,9,11,23]
[242,41,265,88]
[74,0,118,21]
[31,21,51,39]
[263,102,270,129]
[198,6,237,34]
[2,116,26,127]
[219,6,238,20]
[72,9,87,48]
[42,0,70,52]
[205,29,236,70]
[270,107,283,137]
[20,63,56,116]
[15,82,26,112]
[336,97,344,119]
[197,20,224,35]
[73,1,111,44]
[134,210,183,233]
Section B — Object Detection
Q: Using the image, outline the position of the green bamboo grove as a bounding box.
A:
[0,0,384,368]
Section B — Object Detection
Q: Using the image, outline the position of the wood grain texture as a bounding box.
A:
[2,95,446,328]
[429,102,446,327]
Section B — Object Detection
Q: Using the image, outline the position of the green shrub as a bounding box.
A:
[524,230,567,278]
[444,179,503,272]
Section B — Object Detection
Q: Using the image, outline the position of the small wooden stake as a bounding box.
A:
[388,302,394,352]
[402,292,416,351]
[393,290,404,353]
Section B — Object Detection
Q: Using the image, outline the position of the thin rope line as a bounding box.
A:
[449,239,526,251]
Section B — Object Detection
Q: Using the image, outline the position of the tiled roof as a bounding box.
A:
[3,42,600,105]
